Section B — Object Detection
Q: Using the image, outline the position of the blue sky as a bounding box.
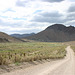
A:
[0,0,75,34]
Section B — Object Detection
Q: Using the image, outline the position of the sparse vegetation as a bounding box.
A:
[71,46,75,53]
[0,42,66,65]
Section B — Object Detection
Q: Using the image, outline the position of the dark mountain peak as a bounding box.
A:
[46,24,75,34]
[46,24,66,31]
[52,24,65,26]
[68,25,75,29]
[26,24,75,42]
[66,25,75,34]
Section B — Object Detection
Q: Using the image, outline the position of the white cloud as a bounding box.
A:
[0,0,75,34]
[0,0,17,11]
[65,20,75,26]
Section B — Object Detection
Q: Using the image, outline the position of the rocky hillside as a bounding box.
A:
[25,24,75,42]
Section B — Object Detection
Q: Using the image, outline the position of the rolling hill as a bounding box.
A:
[25,24,75,42]
[0,32,24,42]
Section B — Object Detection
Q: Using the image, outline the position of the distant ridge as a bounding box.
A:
[10,33,35,38]
[25,24,75,42]
[0,32,24,42]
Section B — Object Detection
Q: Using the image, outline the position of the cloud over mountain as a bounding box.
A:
[68,5,75,12]
[0,0,75,34]
[41,0,64,3]
[31,11,65,23]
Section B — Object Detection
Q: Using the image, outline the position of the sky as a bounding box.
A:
[0,0,75,34]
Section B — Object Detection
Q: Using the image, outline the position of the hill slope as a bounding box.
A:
[0,32,24,42]
[25,24,75,42]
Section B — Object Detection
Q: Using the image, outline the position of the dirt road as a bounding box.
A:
[1,46,75,75]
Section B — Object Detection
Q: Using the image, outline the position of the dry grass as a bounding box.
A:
[0,42,66,65]
[71,46,75,53]
[64,41,75,46]
[64,41,75,53]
